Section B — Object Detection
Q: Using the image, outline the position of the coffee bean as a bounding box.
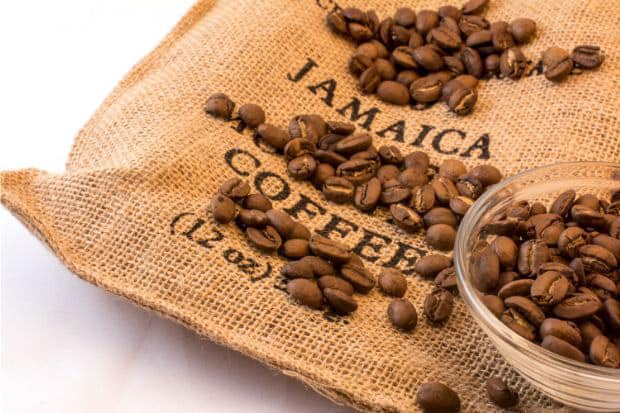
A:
[246,225,282,253]
[426,224,457,250]
[438,5,462,20]
[265,209,296,239]
[359,66,381,94]
[326,121,355,136]
[318,276,354,296]
[377,81,410,105]
[459,15,489,37]
[579,321,603,349]
[399,167,429,188]
[353,177,381,212]
[411,184,436,214]
[391,46,419,70]
[391,203,424,232]
[518,240,550,275]
[314,150,347,167]
[461,47,483,77]
[486,377,519,408]
[309,234,352,264]
[604,298,620,331]
[424,288,454,322]
[374,59,398,81]
[312,163,336,188]
[505,296,545,326]
[415,254,452,279]
[404,151,430,170]
[571,204,607,229]
[434,266,457,290]
[378,145,403,165]
[390,25,412,47]
[438,160,466,182]
[611,218,620,239]
[485,54,500,74]
[323,176,355,204]
[471,245,500,293]
[543,47,573,82]
[288,155,317,180]
[238,103,265,128]
[287,278,323,310]
[526,213,565,246]
[469,165,502,186]
[424,207,458,228]
[341,7,364,23]
[327,11,348,35]
[557,227,588,259]
[572,45,604,69]
[431,176,458,204]
[396,70,420,87]
[324,288,357,315]
[416,382,460,413]
[509,18,536,44]
[410,75,443,103]
[531,271,570,306]
[281,259,314,279]
[588,274,617,301]
[430,27,462,50]
[490,236,518,270]
[340,263,376,293]
[590,335,620,368]
[394,7,416,27]
[219,177,250,201]
[456,175,483,199]
[349,53,374,76]
[466,29,492,49]
[381,179,411,204]
[288,115,325,144]
[575,193,601,210]
[412,46,444,71]
[497,271,519,289]
[334,133,372,155]
[553,293,602,320]
[579,244,617,273]
[550,190,576,218]
[283,138,316,161]
[300,256,335,277]
[539,318,582,348]
[443,56,465,76]
[205,93,235,119]
[498,279,535,299]
[482,294,506,318]
[448,87,477,115]
[243,193,272,212]
[379,267,408,297]
[541,335,586,362]
[348,22,373,42]
[592,234,620,261]
[416,10,439,35]
[237,208,268,228]
[281,239,311,259]
[289,222,311,240]
[211,194,236,224]
[491,21,514,51]
[388,298,418,331]
[337,159,376,185]
[500,47,527,79]
[502,309,536,341]
[463,0,488,15]
[357,42,379,60]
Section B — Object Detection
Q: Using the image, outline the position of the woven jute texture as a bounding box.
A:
[2,1,619,411]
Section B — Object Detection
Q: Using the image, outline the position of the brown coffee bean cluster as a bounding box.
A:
[471,183,620,368]
[327,1,604,115]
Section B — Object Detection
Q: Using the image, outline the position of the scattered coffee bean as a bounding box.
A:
[246,225,282,253]
[416,382,461,413]
[318,275,354,296]
[324,288,358,315]
[211,194,236,224]
[426,224,457,250]
[486,377,519,408]
[238,103,265,128]
[379,267,408,297]
[287,278,323,310]
[415,254,453,279]
[237,208,267,228]
[572,45,604,69]
[543,47,573,82]
[205,93,234,119]
[424,288,454,322]
[388,298,418,331]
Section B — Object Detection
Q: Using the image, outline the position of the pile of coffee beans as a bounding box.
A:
[327,0,604,115]
[471,185,620,368]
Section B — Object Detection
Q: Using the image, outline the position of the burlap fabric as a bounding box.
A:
[1,0,619,411]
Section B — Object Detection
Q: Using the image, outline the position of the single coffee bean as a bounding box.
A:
[340,263,376,293]
[435,266,457,290]
[431,176,458,203]
[456,175,483,199]
[324,288,357,315]
[482,295,506,318]
[288,155,316,180]
[394,7,416,27]
[391,203,424,232]
[610,218,620,239]
[498,279,535,299]
[430,27,461,50]
[238,103,265,128]
[410,75,443,103]
[256,124,289,150]
[309,234,351,264]
[412,46,444,71]
[497,271,519,289]
[288,115,325,144]
[312,163,336,188]
[424,207,458,228]
[592,234,620,261]
[348,22,373,42]
[376,57,397,78]
[415,254,452,279]
[526,213,565,246]
[265,209,296,239]
[438,5,461,20]
[486,377,519,408]
[572,45,604,69]
[588,273,617,301]
[281,259,314,279]
[550,190,576,218]
[463,0,488,14]
[553,293,602,320]
[391,46,419,70]
[381,179,411,204]
[388,298,418,331]
[491,22,514,51]
[424,288,454,322]
[604,298,620,331]
[374,165,398,184]
[246,225,282,253]
[349,53,374,76]
[590,335,620,368]
[337,159,376,185]
[205,93,234,119]
[571,204,607,229]
[502,307,536,340]
[579,320,603,349]
[470,165,503,186]
[404,151,430,170]
[378,145,403,165]
[459,15,489,37]
[485,54,500,74]
[236,208,268,228]
[531,271,570,306]
[461,47,483,77]
[416,10,439,35]
[390,24,412,47]
[448,87,477,116]
[281,239,311,259]
[323,176,355,204]
[351,149,380,163]
[334,133,372,155]
[287,278,323,310]
[558,227,587,258]
[327,10,348,34]
[579,244,617,273]
[575,193,601,210]
[518,240,550,275]
[379,267,407,297]
[318,133,346,150]
[539,318,582,348]
[353,177,381,212]
[411,184,436,214]
[541,335,586,362]
[289,222,311,240]
[416,382,460,413]
[314,150,347,167]
[359,66,381,94]
[341,7,364,22]
[326,121,355,136]
[509,18,536,44]
[396,70,420,87]
[439,160,467,182]
[426,224,457,251]
[211,194,236,224]
[283,138,316,160]
[505,296,545,326]
[357,42,379,60]
[299,256,334,277]
[318,275,354,295]
[543,47,573,82]
[490,236,518,270]
[482,217,519,236]
[500,47,527,79]
[466,29,492,49]
[399,167,429,188]
[220,177,250,201]
[443,55,465,76]
[243,193,272,212]
[376,80,410,105]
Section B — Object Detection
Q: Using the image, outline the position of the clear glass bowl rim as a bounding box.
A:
[455,161,620,381]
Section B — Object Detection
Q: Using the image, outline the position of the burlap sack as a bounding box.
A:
[1,0,619,411]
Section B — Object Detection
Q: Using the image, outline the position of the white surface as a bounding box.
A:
[0,1,354,412]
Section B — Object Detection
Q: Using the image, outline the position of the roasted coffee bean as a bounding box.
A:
[404,151,430,170]
[351,149,380,163]
[543,47,573,82]
[410,75,443,103]
[498,271,519,289]
[558,227,588,258]
[283,138,316,161]
[357,42,379,60]
[518,240,550,275]
[459,15,490,37]
[571,204,607,229]
[550,190,576,218]
[334,133,372,155]
[381,179,411,204]
[466,29,492,49]
[439,5,462,20]
[378,145,403,165]
[604,298,620,331]
[349,53,374,76]
[392,46,418,69]
[553,293,602,320]
[289,222,311,240]
[416,10,439,35]
[526,213,565,246]
[491,21,514,51]
[542,336,587,363]
[318,276,354,296]
[416,382,460,413]
[590,335,620,368]
[482,217,518,236]
[579,320,603,349]
[579,244,617,273]
[412,46,444,71]
[340,263,376,293]
[456,175,483,199]
[439,15,461,34]
[588,274,617,301]
[375,59,397,81]
[281,239,310,259]
[439,160,467,182]
[348,22,373,42]
[399,167,429,188]
[539,318,582,348]
[390,25,412,47]
[265,209,296,239]
[486,377,519,408]
[411,184,436,214]
[256,123,289,150]
[391,203,423,232]
[463,0,489,14]
[448,87,477,115]
[378,17,395,46]
[485,54,500,74]
[211,194,236,224]
[312,163,336,188]
[611,218,620,239]
[424,207,458,228]
[314,149,347,167]
[498,279,535,299]
[470,165,502,187]
[359,66,381,94]
[289,114,326,144]
[424,288,454,322]
[500,47,527,79]
[502,306,536,340]
[435,266,457,290]
[322,176,355,204]
[376,165,400,183]
[377,81,410,105]
[326,121,355,136]
[505,296,545,326]
[490,236,518,270]
[572,45,604,69]
[531,271,570,306]
[205,93,235,119]
[309,234,351,264]
[396,70,420,87]
[300,256,334,277]
[575,193,601,210]
[431,176,458,204]
[238,103,265,128]
[443,56,465,76]
[281,259,314,279]
[379,267,408,297]
[318,133,346,150]
[426,224,457,251]
[287,278,323,310]
[388,298,418,331]
[327,10,349,34]
[341,7,365,23]
[509,18,536,44]
[482,295,506,318]
[394,7,416,27]
[220,177,250,201]
[470,244,500,293]
[430,27,462,50]
[288,155,316,180]
[246,225,282,252]
[592,234,620,261]
[237,208,268,228]
[461,47,483,77]
[243,193,272,212]
[337,159,376,185]
[354,177,381,212]
[415,254,452,279]
[324,288,357,315]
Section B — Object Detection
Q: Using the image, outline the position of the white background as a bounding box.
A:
[0,1,353,412]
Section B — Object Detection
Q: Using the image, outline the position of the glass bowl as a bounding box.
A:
[454,162,620,412]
